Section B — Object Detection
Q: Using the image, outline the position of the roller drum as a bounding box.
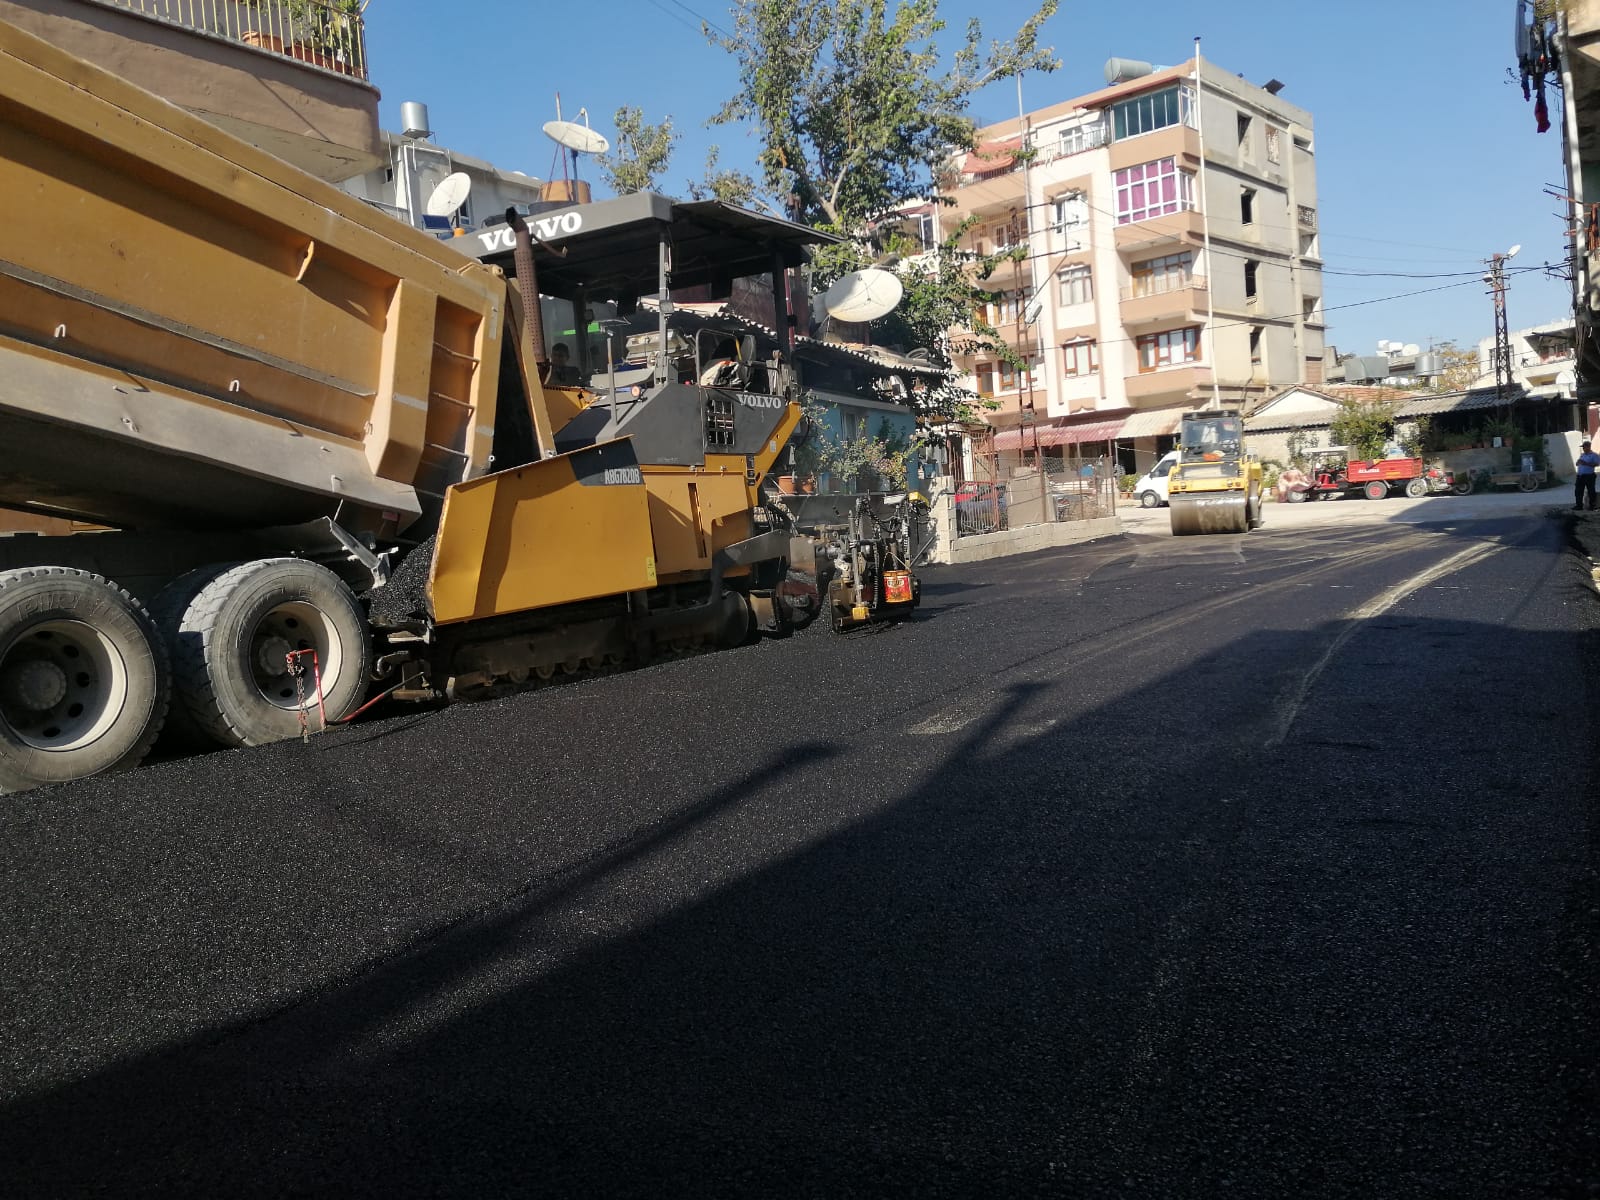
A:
[1169,492,1249,536]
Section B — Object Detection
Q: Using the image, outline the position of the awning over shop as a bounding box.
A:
[994,418,1124,451]
[1117,409,1182,439]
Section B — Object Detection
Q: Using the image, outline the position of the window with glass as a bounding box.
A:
[1058,118,1108,157]
[1129,252,1194,297]
[1111,86,1194,140]
[1057,265,1093,306]
[913,211,937,250]
[1114,158,1194,224]
[1062,339,1098,377]
[985,291,1023,325]
[1137,327,1201,372]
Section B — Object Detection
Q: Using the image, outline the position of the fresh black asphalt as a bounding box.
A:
[2,509,1597,1198]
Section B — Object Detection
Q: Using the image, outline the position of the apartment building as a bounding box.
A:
[337,112,547,238]
[941,55,1324,473]
[1519,2,1600,424]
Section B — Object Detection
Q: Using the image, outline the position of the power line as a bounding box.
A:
[664,0,732,38]
[984,276,1492,361]
[641,0,704,37]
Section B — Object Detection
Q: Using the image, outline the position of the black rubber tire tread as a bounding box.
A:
[0,566,169,793]
[149,563,239,750]
[168,558,372,749]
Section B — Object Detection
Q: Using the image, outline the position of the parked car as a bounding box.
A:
[1132,451,1179,508]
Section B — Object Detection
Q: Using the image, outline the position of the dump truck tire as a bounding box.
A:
[1364,481,1388,501]
[150,564,237,750]
[0,567,169,793]
[167,558,372,748]
[1169,493,1249,536]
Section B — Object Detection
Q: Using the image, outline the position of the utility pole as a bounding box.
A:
[1485,244,1521,411]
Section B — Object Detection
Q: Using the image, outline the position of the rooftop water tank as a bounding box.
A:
[1104,58,1154,85]
[401,101,431,140]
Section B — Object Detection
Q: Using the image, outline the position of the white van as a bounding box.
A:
[1133,451,1180,508]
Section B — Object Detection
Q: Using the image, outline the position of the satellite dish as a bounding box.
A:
[823,267,904,323]
[425,172,473,218]
[1402,343,1420,357]
[544,120,610,156]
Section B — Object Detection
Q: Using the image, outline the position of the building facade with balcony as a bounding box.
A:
[939,56,1324,475]
[0,0,383,181]
[1516,2,1600,427]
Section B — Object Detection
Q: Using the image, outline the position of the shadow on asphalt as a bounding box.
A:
[3,521,1598,1198]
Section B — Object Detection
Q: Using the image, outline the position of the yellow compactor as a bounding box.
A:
[0,20,829,791]
[1166,409,1264,536]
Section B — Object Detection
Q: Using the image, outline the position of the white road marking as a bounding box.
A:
[1266,540,1504,748]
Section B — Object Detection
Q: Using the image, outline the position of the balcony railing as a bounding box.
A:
[89,0,369,79]
[1120,273,1207,301]
[1297,205,1317,230]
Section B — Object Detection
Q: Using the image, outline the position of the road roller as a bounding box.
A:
[1167,408,1264,536]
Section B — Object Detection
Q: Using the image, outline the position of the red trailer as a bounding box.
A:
[1281,449,1453,502]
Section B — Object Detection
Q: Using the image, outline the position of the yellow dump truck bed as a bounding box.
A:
[0,18,505,535]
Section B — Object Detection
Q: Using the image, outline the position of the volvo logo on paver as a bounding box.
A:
[476,211,584,253]
[736,393,784,410]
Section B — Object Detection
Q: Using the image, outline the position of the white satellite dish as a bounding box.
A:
[544,120,610,156]
[1402,343,1420,357]
[823,267,904,323]
[425,172,472,218]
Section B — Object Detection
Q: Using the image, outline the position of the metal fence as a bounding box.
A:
[1039,455,1119,522]
[951,446,1118,540]
[89,0,369,79]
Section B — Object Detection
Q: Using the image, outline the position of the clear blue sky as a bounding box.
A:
[365,0,1571,359]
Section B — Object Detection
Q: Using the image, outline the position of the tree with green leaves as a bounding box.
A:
[703,0,1059,423]
[1425,341,1481,394]
[1330,396,1401,462]
[687,145,758,207]
[597,107,678,196]
[707,0,1058,230]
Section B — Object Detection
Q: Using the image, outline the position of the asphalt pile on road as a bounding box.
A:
[366,534,435,626]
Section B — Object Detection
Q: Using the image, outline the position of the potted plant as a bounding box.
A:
[283,0,362,72]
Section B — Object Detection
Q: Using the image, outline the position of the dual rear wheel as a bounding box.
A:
[0,558,370,793]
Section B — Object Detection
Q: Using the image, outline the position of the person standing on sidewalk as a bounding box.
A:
[1575,440,1600,511]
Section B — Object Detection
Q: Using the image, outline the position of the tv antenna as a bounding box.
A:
[543,95,609,195]
[424,171,473,224]
[823,267,904,325]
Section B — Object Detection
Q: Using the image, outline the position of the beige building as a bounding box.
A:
[940,56,1324,475]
